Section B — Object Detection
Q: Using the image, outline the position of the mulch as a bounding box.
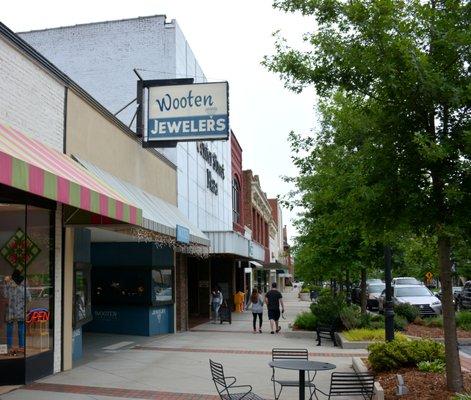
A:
[376,368,471,399]
[405,324,471,339]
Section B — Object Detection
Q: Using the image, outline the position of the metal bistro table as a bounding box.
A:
[269,360,336,400]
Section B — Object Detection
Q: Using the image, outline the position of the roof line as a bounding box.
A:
[16,14,171,34]
[0,21,176,171]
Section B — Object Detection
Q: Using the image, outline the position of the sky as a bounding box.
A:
[2,0,317,243]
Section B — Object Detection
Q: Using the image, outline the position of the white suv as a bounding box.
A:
[392,277,423,286]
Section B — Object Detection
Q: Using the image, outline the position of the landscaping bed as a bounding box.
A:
[405,324,471,339]
[376,368,471,399]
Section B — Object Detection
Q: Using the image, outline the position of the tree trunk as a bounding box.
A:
[439,235,463,392]
[360,268,367,315]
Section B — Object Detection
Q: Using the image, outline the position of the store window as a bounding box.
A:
[92,266,174,306]
[0,204,54,360]
[151,268,173,304]
[73,263,92,328]
[232,177,241,223]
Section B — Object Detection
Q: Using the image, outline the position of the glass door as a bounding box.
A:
[24,205,54,382]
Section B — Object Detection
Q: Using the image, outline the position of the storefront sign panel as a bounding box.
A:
[147,82,229,142]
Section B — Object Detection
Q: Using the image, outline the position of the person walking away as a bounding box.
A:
[246,288,264,333]
[265,282,284,334]
[210,286,223,323]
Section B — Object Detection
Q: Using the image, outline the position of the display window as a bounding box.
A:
[0,203,54,361]
[92,266,174,306]
[73,262,92,328]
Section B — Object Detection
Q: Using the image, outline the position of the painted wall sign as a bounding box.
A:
[146,82,229,143]
[176,225,190,244]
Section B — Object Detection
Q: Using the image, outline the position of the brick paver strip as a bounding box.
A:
[25,383,219,400]
[132,346,365,357]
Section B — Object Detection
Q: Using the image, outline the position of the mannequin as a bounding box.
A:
[2,271,30,355]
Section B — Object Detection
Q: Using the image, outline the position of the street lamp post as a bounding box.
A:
[384,245,395,341]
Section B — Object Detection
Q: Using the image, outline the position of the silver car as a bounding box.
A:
[379,285,442,316]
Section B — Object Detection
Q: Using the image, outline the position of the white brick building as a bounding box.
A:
[20,16,233,234]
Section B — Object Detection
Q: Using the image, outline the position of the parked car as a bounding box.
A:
[392,277,423,286]
[378,284,442,316]
[366,279,383,285]
[366,282,386,310]
[458,282,471,310]
[436,286,462,308]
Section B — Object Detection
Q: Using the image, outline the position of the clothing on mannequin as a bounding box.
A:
[2,273,31,354]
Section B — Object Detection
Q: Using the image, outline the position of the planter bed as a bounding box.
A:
[405,324,471,345]
[375,367,471,399]
[336,332,375,349]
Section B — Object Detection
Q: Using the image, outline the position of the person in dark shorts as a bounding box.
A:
[265,282,284,334]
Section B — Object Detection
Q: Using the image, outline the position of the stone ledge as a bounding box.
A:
[336,332,376,349]
[352,357,384,400]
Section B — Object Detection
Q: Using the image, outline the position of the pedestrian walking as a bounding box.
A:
[265,282,284,334]
[245,288,264,333]
[210,286,223,323]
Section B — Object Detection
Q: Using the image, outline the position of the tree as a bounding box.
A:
[265,0,470,391]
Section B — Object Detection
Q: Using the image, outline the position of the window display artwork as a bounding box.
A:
[0,228,41,271]
[152,269,172,302]
[73,263,92,327]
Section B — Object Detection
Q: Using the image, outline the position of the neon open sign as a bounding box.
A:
[26,308,49,324]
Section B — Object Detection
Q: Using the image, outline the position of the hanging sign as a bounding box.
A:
[145,81,229,145]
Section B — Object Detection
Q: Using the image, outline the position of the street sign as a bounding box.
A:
[425,272,433,281]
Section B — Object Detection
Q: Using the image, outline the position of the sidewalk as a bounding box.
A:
[1,291,362,400]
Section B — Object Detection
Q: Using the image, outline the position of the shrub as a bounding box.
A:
[453,394,471,400]
[310,292,346,327]
[393,315,408,331]
[343,329,407,342]
[417,360,446,373]
[368,339,445,372]
[339,305,363,330]
[395,303,419,323]
[293,311,317,331]
[423,316,443,328]
[456,311,471,331]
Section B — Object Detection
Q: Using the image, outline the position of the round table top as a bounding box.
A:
[269,360,336,371]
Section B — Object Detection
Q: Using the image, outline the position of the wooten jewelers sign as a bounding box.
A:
[146,81,229,144]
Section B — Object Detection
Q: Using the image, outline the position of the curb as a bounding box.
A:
[352,357,384,400]
[336,332,374,349]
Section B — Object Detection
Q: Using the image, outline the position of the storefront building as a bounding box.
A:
[20,16,266,328]
[242,170,279,292]
[0,21,209,386]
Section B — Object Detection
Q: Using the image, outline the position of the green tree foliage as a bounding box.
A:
[264,0,470,391]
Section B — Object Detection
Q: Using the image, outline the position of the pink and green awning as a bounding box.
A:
[0,123,142,225]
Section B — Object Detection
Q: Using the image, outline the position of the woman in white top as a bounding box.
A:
[246,288,264,333]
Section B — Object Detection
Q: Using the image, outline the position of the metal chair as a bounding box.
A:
[271,348,316,400]
[327,372,375,399]
[209,359,263,400]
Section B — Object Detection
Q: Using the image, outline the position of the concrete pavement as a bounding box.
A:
[1,290,362,400]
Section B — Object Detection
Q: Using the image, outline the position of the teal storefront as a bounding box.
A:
[84,242,174,337]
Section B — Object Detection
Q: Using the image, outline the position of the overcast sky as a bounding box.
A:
[3,0,316,243]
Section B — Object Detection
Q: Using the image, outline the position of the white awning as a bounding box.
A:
[75,156,209,246]
[250,261,263,268]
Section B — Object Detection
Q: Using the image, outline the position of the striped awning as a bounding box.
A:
[0,123,142,225]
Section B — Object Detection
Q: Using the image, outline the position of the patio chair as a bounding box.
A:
[327,371,375,399]
[271,348,316,400]
[209,359,263,400]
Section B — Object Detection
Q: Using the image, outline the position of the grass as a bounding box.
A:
[343,328,407,342]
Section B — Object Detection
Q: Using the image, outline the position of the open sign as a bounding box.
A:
[26,308,49,323]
